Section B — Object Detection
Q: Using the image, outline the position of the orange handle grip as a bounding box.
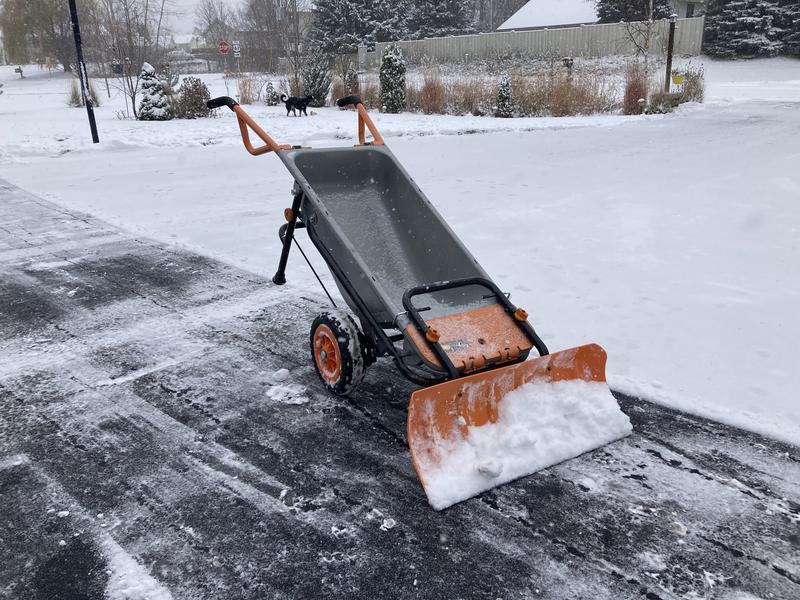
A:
[336,95,385,146]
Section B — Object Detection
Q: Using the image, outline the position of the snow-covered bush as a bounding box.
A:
[379,43,406,113]
[302,46,334,107]
[495,73,515,118]
[173,76,211,119]
[138,63,171,121]
[264,81,281,106]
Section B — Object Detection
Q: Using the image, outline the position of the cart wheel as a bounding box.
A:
[310,311,366,396]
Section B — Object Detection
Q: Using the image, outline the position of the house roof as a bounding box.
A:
[498,0,598,31]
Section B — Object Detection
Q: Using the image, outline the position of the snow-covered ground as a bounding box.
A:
[1,57,799,445]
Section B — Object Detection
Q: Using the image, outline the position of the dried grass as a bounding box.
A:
[360,77,381,110]
[238,77,257,105]
[419,72,446,114]
[678,65,705,104]
[445,78,493,116]
[623,64,648,115]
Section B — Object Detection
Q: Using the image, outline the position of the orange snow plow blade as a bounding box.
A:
[407,344,632,510]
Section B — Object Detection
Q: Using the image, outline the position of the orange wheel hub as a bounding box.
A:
[313,324,341,383]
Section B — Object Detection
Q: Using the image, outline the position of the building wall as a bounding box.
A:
[672,1,706,19]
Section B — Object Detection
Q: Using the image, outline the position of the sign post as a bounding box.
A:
[232,41,241,75]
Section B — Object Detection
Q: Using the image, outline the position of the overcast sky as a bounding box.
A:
[168,0,239,35]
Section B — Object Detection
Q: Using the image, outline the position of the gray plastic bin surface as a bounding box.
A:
[282,146,490,321]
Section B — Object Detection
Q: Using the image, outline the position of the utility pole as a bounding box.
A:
[68,0,100,144]
[664,14,677,94]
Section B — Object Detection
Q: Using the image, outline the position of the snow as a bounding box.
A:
[1,58,799,446]
[416,379,631,510]
[499,0,598,31]
[102,537,174,600]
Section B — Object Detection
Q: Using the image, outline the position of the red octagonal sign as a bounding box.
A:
[218,41,230,55]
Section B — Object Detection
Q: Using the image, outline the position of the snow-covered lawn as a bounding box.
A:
[1,58,799,445]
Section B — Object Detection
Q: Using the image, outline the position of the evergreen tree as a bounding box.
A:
[703,0,785,57]
[379,43,406,113]
[311,0,409,54]
[311,0,367,54]
[408,0,475,39]
[495,73,515,118]
[596,0,673,23]
[264,81,281,106]
[779,0,800,56]
[138,63,172,121]
[302,45,334,107]
[344,63,360,95]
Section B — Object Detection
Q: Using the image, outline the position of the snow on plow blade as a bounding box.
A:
[407,344,632,510]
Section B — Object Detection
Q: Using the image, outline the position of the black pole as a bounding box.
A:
[664,14,677,94]
[68,0,100,144]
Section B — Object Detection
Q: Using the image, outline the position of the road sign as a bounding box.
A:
[218,41,230,55]
[232,41,241,52]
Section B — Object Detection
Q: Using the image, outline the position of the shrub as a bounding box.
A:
[68,78,99,108]
[419,71,446,114]
[646,91,680,114]
[238,77,257,105]
[677,65,705,104]
[174,76,211,119]
[495,72,514,118]
[302,45,333,107]
[623,64,647,116]
[379,43,406,113]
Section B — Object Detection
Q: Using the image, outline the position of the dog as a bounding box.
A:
[281,94,313,117]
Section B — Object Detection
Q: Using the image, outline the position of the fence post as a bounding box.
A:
[664,14,677,94]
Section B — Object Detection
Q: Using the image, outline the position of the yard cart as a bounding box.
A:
[206,95,631,509]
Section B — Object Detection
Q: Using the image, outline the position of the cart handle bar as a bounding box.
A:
[206,96,292,156]
[336,95,385,146]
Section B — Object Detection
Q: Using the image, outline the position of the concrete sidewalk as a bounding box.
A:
[1,180,798,600]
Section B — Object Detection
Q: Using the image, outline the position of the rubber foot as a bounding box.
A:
[272,273,286,285]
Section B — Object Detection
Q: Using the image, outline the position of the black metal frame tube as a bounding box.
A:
[272,191,304,285]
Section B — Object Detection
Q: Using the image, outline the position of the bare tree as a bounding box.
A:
[98,0,170,117]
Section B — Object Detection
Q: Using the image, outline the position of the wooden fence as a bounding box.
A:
[358,17,705,69]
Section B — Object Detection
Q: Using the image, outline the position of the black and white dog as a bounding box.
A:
[281,94,313,117]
